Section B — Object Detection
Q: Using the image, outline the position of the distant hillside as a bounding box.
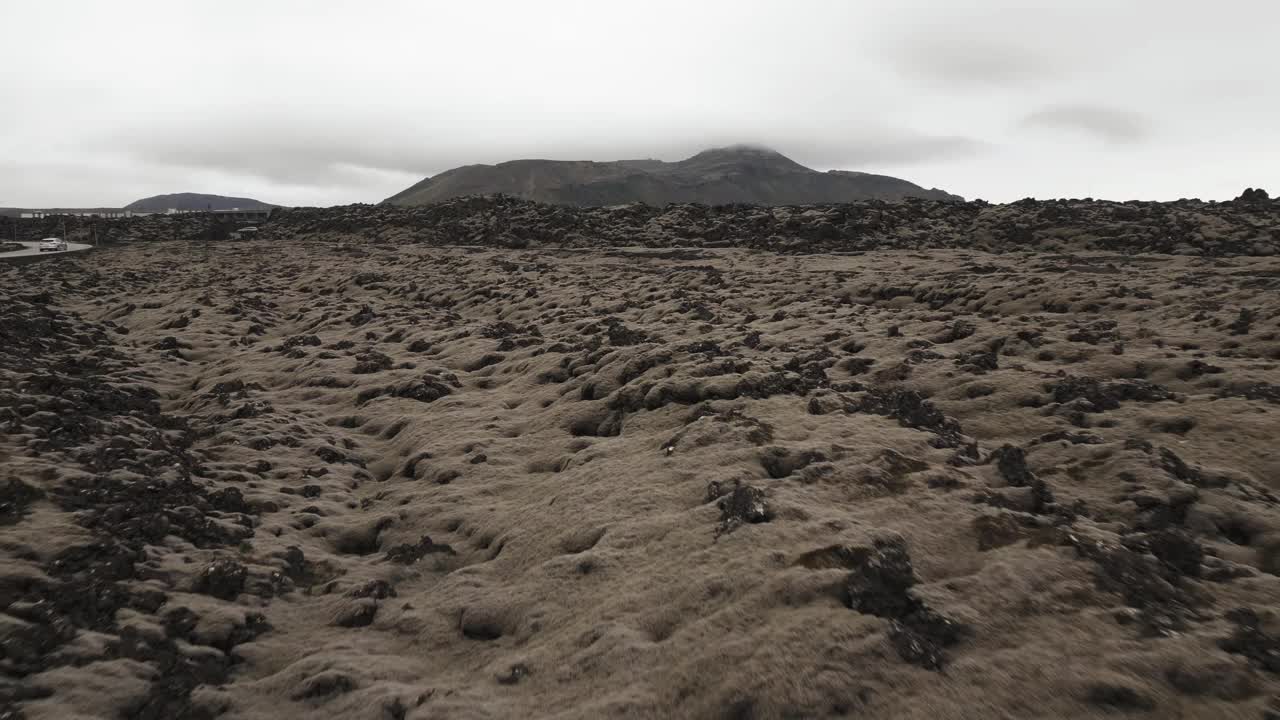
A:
[125,193,277,212]
[385,145,961,207]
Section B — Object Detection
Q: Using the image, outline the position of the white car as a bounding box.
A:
[39,238,68,252]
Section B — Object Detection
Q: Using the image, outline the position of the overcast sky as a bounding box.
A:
[3,0,1277,207]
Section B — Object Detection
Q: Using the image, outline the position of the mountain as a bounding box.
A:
[385,145,961,206]
[124,193,277,212]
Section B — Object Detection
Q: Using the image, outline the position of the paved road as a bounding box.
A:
[0,240,93,260]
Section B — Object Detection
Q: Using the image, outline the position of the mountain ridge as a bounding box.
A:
[385,146,961,206]
[125,193,277,212]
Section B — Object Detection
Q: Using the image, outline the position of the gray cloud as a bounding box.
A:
[1020,105,1152,144]
[98,127,419,186]
[876,6,1085,89]
[887,40,1059,89]
[788,136,990,169]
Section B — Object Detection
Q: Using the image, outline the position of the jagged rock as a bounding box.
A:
[841,537,968,670]
[708,480,770,534]
[384,535,455,564]
[194,559,247,600]
[1046,376,1176,411]
[352,350,393,374]
[1219,608,1280,673]
[0,478,42,525]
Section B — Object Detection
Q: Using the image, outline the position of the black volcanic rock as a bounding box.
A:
[7,193,1280,257]
[384,145,961,206]
[257,194,1280,257]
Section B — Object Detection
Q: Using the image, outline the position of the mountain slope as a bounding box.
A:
[125,193,277,212]
[385,146,961,206]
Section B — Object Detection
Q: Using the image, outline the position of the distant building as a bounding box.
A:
[164,208,274,222]
[17,207,272,222]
